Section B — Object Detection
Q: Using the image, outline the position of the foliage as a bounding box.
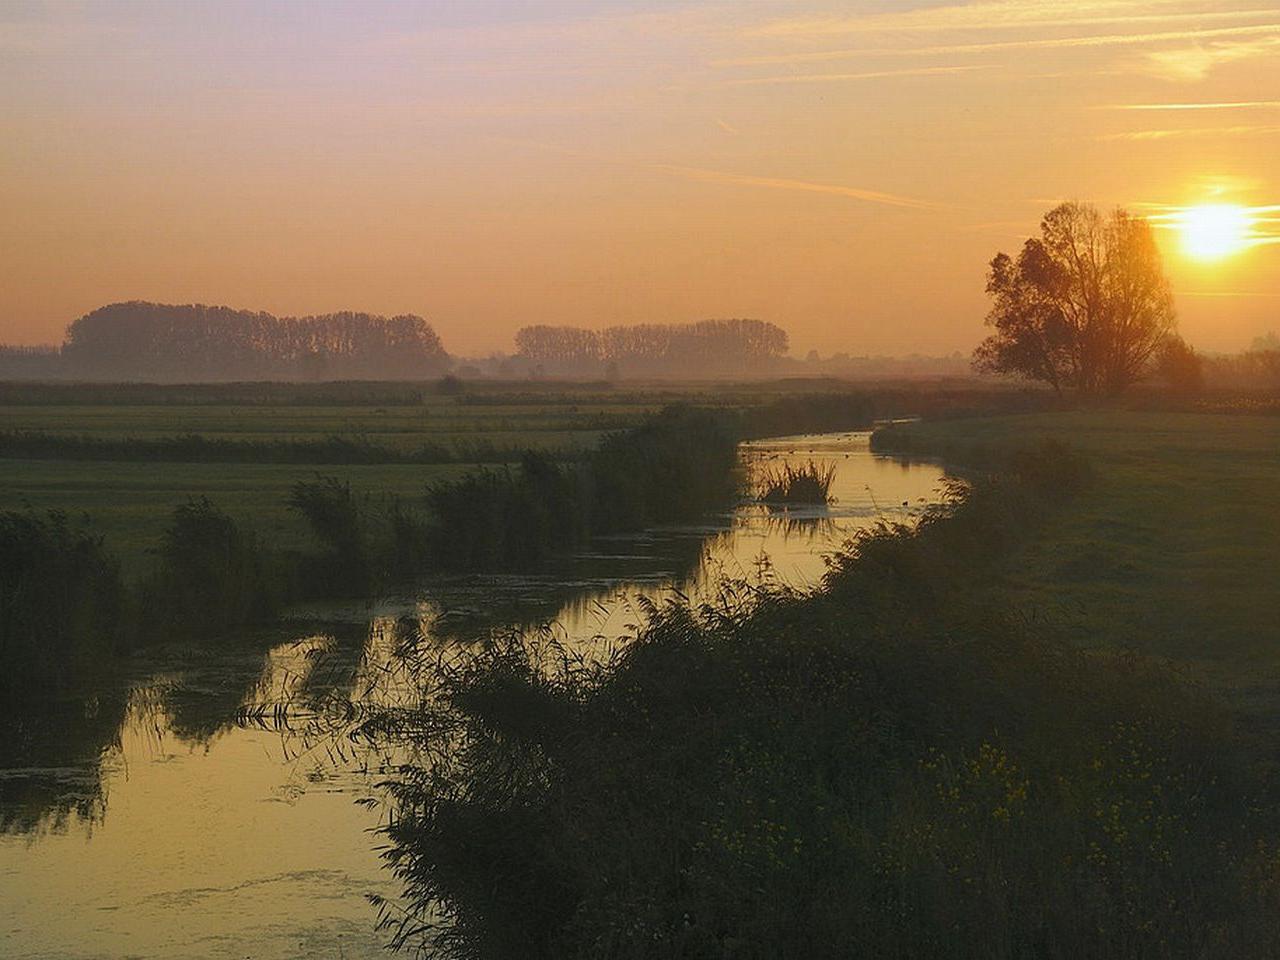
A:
[289,476,373,595]
[755,459,836,505]
[588,405,740,532]
[514,319,789,378]
[423,452,587,571]
[59,301,451,381]
[514,325,604,374]
[1155,334,1205,396]
[363,443,1280,959]
[0,344,62,380]
[974,202,1177,396]
[416,406,740,572]
[0,511,124,705]
[141,498,279,640]
[1202,348,1280,391]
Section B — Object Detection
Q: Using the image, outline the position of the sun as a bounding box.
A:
[1178,204,1253,261]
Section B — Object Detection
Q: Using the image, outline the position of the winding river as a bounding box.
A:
[0,432,946,959]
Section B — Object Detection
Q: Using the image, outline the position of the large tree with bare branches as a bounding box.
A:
[974,202,1176,395]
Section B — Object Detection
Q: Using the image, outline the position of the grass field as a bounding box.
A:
[0,401,654,452]
[0,392,672,577]
[0,459,482,577]
[880,410,1280,704]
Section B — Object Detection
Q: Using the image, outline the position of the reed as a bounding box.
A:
[755,459,836,505]
[0,511,124,705]
[355,442,1280,960]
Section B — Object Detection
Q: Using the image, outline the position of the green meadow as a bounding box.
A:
[878,410,1280,703]
[0,391,667,576]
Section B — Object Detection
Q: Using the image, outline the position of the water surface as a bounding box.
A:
[0,432,946,959]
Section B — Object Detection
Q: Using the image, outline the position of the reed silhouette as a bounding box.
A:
[354,442,1280,960]
[755,459,836,505]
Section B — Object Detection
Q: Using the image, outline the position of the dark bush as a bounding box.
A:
[289,477,373,596]
[142,498,278,640]
[0,511,124,704]
[360,443,1280,960]
[424,451,586,571]
[588,405,739,532]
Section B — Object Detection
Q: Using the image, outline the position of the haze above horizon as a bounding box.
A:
[3,0,1279,356]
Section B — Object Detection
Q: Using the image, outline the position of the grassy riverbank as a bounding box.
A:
[0,382,1035,575]
[872,411,1280,703]
[365,432,1280,959]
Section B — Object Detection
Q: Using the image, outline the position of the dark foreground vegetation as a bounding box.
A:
[0,400,780,705]
[6,382,1023,707]
[357,441,1280,960]
[0,428,565,465]
[755,459,836,505]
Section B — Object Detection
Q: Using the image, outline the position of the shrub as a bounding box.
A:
[289,476,373,596]
[358,443,1280,959]
[0,511,123,704]
[424,451,586,571]
[142,498,278,640]
[588,405,739,532]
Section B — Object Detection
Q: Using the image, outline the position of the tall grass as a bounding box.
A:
[289,476,374,595]
[356,441,1280,960]
[416,406,739,572]
[0,511,124,706]
[588,405,740,532]
[423,451,586,572]
[0,429,558,465]
[755,459,836,505]
[140,498,281,640]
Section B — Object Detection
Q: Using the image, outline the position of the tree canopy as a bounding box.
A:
[513,318,789,377]
[973,202,1176,395]
[61,302,450,380]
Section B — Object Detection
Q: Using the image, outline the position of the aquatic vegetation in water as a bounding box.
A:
[355,441,1280,960]
[755,459,836,505]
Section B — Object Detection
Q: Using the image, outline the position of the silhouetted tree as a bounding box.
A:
[974,203,1176,396]
[1154,335,1204,396]
[514,319,788,378]
[513,325,603,375]
[60,302,450,381]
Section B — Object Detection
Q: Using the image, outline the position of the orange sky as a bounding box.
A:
[3,0,1278,356]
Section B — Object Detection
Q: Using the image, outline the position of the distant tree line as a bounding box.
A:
[514,319,789,377]
[54,302,451,381]
[0,345,62,380]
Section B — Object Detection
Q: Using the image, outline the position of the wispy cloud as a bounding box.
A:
[1104,100,1280,110]
[749,3,1280,38]
[1180,288,1280,297]
[1144,34,1280,79]
[1100,123,1280,140]
[655,165,933,209]
[723,64,991,86]
[718,22,1280,67]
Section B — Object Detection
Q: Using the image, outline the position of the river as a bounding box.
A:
[0,431,946,959]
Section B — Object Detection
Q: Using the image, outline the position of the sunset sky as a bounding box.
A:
[3,0,1279,357]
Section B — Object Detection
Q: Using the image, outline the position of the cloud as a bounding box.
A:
[723,64,992,86]
[1143,34,1280,79]
[748,2,1280,38]
[1100,123,1280,140]
[718,22,1280,67]
[1104,100,1280,109]
[655,165,933,209]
